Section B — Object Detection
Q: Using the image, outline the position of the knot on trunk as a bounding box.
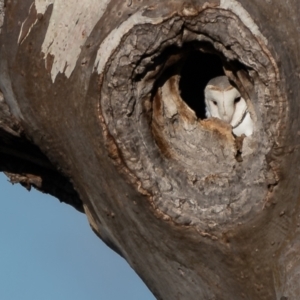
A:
[98,6,285,230]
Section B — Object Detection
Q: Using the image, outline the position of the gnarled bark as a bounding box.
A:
[1,0,299,299]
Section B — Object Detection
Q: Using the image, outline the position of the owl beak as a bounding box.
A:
[218,96,235,123]
[222,114,232,123]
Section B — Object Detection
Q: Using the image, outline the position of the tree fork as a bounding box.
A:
[0,1,299,299]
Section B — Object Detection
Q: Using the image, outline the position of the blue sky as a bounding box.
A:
[0,172,154,300]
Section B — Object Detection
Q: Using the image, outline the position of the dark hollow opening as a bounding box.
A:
[179,51,224,119]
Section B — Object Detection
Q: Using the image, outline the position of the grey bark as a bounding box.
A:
[0,0,299,299]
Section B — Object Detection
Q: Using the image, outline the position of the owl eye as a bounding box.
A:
[234,97,241,104]
[212,101,217,106]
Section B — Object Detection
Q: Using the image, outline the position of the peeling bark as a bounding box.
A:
[0,90,83,211]
[0,0,300,299]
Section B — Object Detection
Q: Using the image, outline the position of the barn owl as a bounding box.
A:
[204,76,253,136]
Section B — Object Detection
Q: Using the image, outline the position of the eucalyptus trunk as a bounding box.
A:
[0,0,299,299]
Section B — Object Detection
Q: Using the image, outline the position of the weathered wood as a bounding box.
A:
[0,0,299,299]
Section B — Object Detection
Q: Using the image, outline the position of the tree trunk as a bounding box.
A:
[0,0,299,299]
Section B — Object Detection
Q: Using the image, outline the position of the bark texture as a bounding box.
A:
[0,0,299,299]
